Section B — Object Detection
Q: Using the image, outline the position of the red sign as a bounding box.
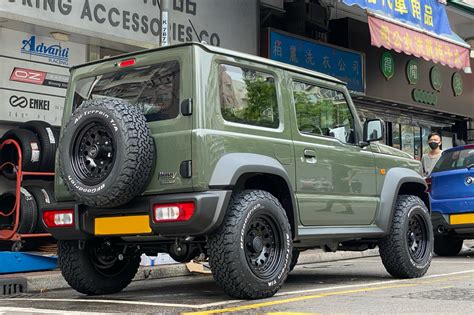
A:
[368,16,471,71]
[10,68,46,85]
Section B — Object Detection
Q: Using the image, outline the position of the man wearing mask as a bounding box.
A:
[421,132,442,177]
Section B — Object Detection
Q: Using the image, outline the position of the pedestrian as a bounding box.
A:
[421,132,442,177]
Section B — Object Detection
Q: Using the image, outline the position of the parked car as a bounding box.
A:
[428,144,474,256]
[42,43,432,299]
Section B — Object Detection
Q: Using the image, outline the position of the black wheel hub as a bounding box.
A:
[407,213,428,262]
[71,122,116,185]
[244,214,284,280]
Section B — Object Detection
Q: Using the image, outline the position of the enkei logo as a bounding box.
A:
[9,95,28,108]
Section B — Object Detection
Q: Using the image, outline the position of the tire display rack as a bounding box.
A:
[0,138,54,246]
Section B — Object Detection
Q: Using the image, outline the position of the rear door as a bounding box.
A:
[431,146,474,200]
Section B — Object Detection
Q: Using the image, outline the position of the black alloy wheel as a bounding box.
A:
[407,213,429,263]
[244,213,284,280]
[72,122,116,186]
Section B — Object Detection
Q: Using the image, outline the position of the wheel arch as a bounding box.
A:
[209,153,298,239]
[376,167,430,234]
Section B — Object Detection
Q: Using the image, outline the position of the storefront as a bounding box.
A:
[260,0,473,159]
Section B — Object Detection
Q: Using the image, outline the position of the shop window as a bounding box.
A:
[74,61,180,122]
[414,127,422,160]
[218,64,279,129]
[292,81,355,144]
[392,123,401,150]
[401,125,414,158]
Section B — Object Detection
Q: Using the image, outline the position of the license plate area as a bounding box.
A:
[450,213,474,225]
[94,215,152,235]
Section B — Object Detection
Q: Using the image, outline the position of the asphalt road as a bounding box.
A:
[1,246,473,314]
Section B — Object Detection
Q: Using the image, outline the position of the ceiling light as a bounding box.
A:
[50,32,69,42]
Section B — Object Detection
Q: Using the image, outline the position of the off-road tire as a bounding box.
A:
[434,236,463,256]
[58,240,140,295]
[25,185,55,233]
[289,248,300,272]
[1,129,41,178]
[208,190,292,299]
[59,98,154,208]
[379,195,433,278]
[20,121,59,172]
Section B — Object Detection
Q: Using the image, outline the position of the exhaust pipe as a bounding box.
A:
[437,225,446,234]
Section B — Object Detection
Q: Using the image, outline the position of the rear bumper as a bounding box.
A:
[41,190,232,240]
[431,211,474,237]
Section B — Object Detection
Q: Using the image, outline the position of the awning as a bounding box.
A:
[343,0,472,72]
[368,15,471,71]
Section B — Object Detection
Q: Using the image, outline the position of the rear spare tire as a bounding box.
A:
[59,98,154,208]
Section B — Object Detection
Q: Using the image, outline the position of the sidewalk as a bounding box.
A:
[0,248,379,293]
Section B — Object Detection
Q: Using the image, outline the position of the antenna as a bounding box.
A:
[188,19,205,44]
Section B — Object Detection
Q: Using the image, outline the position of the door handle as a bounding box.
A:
[304,149,316,158]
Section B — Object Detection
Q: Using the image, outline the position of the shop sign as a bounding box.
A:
[412,88,438,105]
[430,66,442,91]
[368,16,470,71]
[452,72,463,96]
[10,67,68,89]
[380,51,395,80]
[0,0,258,54]
[342,0,453,36]
[406,59,419,84]
[266,29,365,94]
[21,35,70,66]
[0,89,64,126]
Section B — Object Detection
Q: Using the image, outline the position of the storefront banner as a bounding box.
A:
[0,89,64,126]
[343,0,452,36]
[368,16,471,71]
[267,30,365,94]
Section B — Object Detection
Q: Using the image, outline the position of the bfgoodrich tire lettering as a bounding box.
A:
[58,240,140,295]
[59,98,154,208]
[379,195,433,278]
[208,189,292,299]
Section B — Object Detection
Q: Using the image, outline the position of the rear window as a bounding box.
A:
[74,61,180,121]
[432,147,474,173]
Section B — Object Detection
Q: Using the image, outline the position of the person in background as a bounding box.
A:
[421,132,442,177]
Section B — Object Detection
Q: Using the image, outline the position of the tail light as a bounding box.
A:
[117,58,136,68]
[43,210,74,227]
[153,202,195,223]
[425,177,432,193]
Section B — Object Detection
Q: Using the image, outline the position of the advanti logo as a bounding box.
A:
[21,35,70,65]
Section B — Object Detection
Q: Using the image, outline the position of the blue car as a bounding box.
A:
[428,145,474,256]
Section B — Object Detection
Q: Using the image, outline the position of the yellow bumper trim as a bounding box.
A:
[94,215,152,235]
[450,213,474,225]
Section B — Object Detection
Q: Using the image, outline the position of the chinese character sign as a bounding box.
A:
[343,0,452,35]
[368,16,470,71]
[269,31,365,93]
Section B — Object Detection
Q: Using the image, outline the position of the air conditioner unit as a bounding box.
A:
[306,2,329,30]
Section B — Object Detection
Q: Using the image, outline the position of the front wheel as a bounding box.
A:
[379,195,433,278]
[58,240,140,295]
[208,190,292,299]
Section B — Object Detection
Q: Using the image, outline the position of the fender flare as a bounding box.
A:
[209,153,299,237]
[375,167,428,233]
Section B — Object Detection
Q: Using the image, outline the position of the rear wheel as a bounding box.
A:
[379,195,433,278]
[208,190,292,299]
[58,240,140,295]
[434,236,463,256]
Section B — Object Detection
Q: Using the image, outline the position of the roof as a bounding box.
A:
[70,42,345,86]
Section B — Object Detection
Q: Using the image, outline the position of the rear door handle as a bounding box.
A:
[304,149,316,157]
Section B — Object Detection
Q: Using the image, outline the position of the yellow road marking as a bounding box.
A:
[181,284,416,315]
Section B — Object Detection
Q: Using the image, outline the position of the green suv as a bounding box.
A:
[44,43,433,299]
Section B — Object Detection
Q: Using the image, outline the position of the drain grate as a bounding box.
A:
[0,278,27,296]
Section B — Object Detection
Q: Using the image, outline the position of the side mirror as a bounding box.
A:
[363,119,385,143]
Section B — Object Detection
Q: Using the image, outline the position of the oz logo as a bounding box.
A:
[9,95,28,108]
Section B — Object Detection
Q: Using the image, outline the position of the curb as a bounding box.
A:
[22,249,379,293]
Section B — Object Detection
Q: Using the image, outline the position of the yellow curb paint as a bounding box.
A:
[181,284,416,315]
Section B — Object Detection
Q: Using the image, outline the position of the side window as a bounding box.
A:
[292,81,355,144]
[218,64,279,128]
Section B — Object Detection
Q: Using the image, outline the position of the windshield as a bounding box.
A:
[74,61,180,122]
[432,147,474,173]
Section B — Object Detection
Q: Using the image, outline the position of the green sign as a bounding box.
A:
[430,66,442,91]
[452,72,463,96]
[406,60,418,85]
[412,89,438,106]
[380,52,394,80]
